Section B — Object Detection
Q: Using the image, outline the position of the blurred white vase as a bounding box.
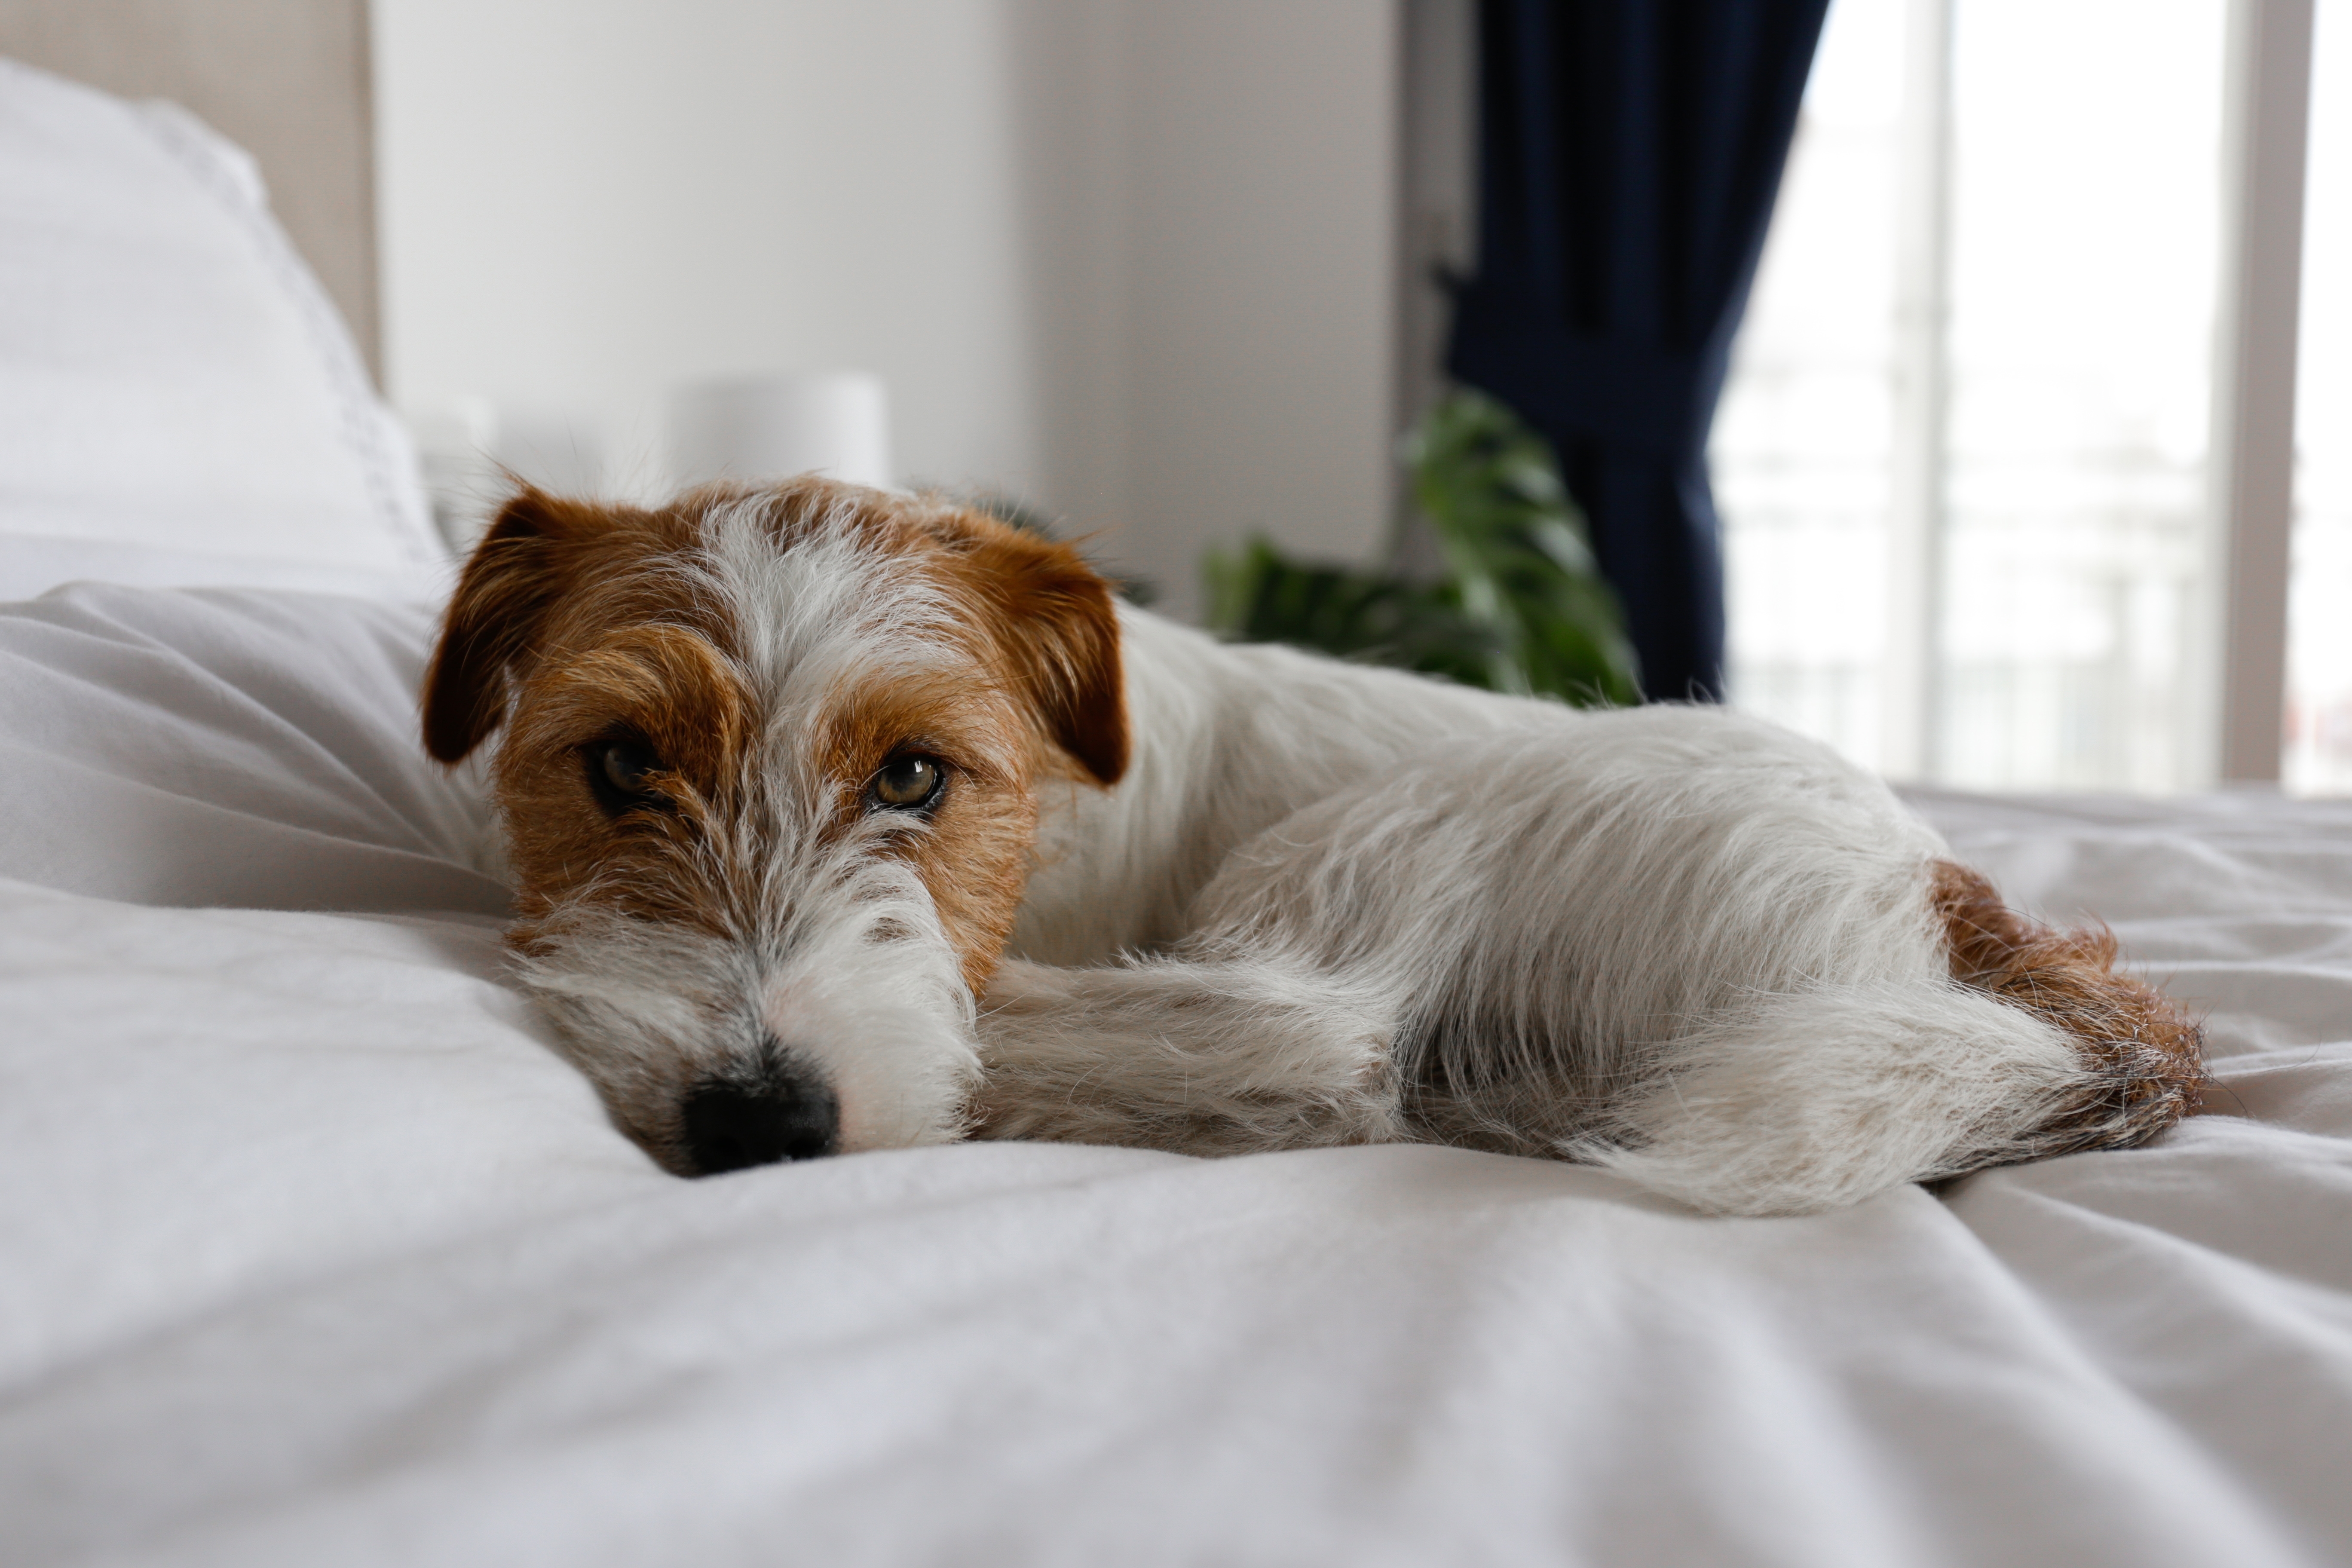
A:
[667,373,892,491]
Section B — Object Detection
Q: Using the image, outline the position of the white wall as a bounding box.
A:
[374,0,1399,616]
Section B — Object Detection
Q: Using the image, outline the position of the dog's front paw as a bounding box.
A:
[972,956,1408,1155]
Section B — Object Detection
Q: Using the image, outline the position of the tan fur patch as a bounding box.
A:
[421,490,707,766]
[1930,859,2209,1157]
[673,475,1125,787]
[500,622,756,936]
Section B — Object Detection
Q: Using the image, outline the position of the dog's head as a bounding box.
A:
[422,477,1126,1174]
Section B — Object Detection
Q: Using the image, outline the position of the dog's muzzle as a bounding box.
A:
[680,1041,840,1174]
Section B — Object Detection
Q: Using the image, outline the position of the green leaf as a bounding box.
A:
[1202,390,1640,709]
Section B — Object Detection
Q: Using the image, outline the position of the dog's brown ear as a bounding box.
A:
[954,520,1129,787]
[422,486,586,764]
[1020,553,1128,786]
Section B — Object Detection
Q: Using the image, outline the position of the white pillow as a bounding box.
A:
[0,58,445,600]
[0,580,506,913]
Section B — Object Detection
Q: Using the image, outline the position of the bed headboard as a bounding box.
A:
[0,0,379,382]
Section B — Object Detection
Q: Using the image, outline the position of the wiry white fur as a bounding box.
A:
[1580,983,2082,1214]
[979,608,2110,1216]
[1012,610,1534,961]
[517,833,977,1163]
[690,496,965,721]
[977,953,1409,1154]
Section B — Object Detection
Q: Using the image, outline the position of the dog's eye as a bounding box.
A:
[585,738,665,812]
[869,755,943,811]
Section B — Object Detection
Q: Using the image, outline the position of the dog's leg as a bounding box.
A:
[1575,867,2208,1215]
[1576,980,2124,1215]
[971,953,1411,1155]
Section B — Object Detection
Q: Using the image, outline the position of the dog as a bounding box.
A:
[420,476,2205,1215]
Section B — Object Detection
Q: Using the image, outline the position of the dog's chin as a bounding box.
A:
[510,894,983,1176]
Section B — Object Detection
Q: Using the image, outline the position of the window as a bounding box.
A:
[1717,0,2321,793]
[2286,2,2351,790]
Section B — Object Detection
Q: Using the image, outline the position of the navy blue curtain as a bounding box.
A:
[1447,0,1828,701]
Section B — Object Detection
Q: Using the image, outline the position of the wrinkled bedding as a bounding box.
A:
[2,583,2348,1567]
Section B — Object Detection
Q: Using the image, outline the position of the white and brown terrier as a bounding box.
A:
[422,477,2204,1215]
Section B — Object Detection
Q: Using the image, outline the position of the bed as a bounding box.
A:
[4,52,2350,1568]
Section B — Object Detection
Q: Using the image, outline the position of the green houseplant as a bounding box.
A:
[1202,389,1641,708]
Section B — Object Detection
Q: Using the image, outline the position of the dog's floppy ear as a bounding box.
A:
[422,486,586,764]
[955,519,1129,787]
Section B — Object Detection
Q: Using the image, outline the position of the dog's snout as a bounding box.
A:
[681,1062,840,1174]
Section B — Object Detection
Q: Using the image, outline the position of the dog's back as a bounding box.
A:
[996,625,2205,1214]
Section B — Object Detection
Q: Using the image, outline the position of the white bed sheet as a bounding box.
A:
[2,585,2348,1567]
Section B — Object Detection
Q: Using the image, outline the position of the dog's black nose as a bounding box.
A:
[681,1068,839,1174]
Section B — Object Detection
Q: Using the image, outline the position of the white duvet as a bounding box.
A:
[3,583,2349,1567]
